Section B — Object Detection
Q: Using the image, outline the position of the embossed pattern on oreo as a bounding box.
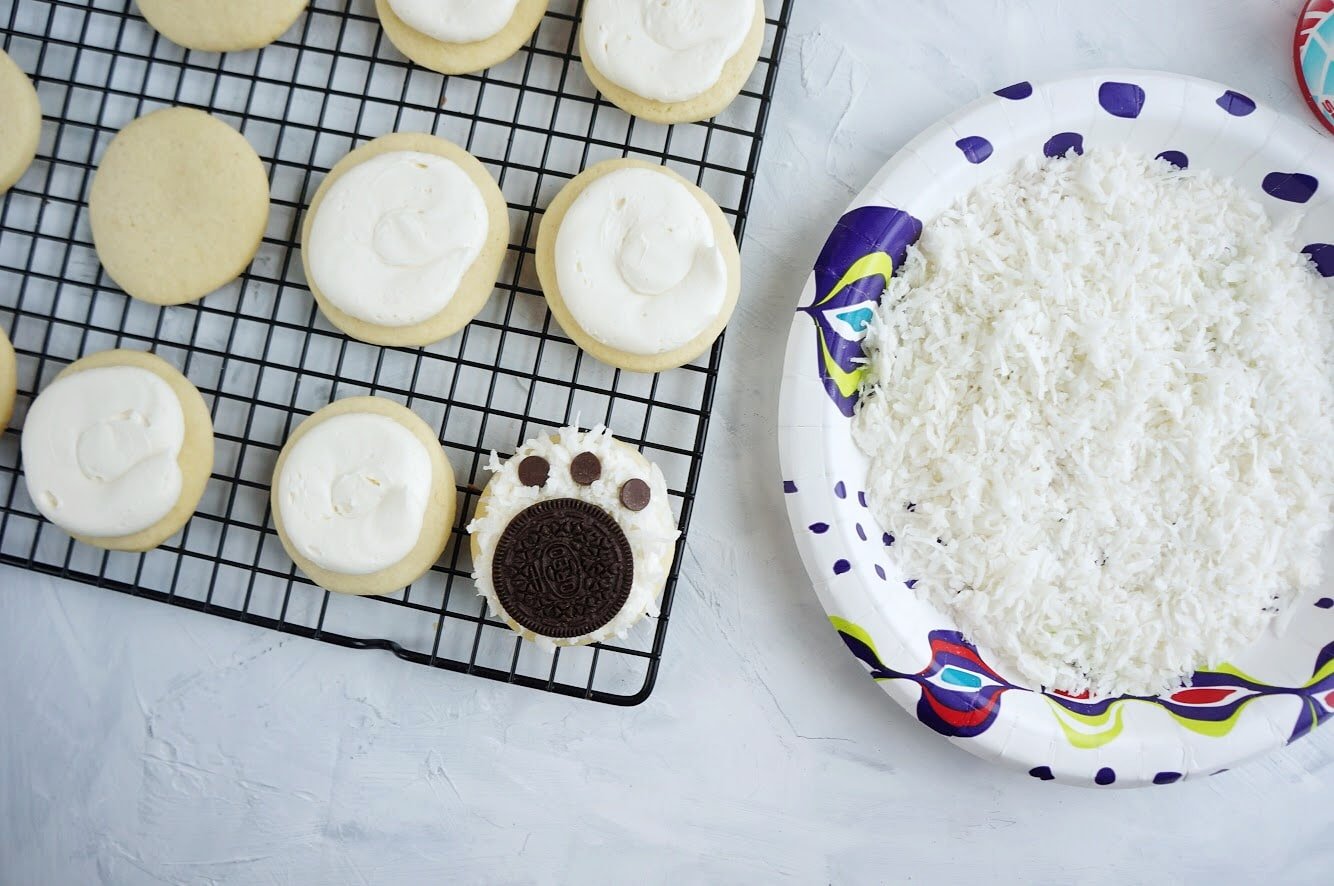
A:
[493,498,633,638]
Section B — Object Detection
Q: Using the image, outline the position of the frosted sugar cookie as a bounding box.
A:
[0,48,41,194]
[0,326,16,432]
[536,158,741,373]
[375,0,548,76]
[272,397,456,596]
[136,0,309,53]
[89,107,270,306]
[301,132,508,347]
[469,426,679,648]
[579,0,765,124]
[21,350,215,552]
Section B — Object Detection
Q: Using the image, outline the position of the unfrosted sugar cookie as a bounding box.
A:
[536,158,741,373]
[89,107,270,306]
[136,0,309,53]
[579,0,765,124]
[0,48,41,194]
[301,132,508,347]
[376,0,549,75]
[21,349,215,552]
[0,326,16,432]
[271,397,456,596]
[469,426,679,648]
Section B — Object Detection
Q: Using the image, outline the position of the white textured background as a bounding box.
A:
[4,1,1334,883]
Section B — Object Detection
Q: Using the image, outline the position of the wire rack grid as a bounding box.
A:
[0,0,794,705]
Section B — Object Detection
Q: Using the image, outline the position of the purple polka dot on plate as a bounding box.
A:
[834,559,851,575]
[1316,597,1334,609]
[808,522,829,534]
[1095,767,1116,786]
[1098,81,1145,118]
[995,81,1033,100]
[783,481,798,494]
[855,523,867,541]
[1303,244,1334,278]
[834,481,847,499]
[1156,150,1188,169]
[905,579,918,589]
[1217,90,1256,116]
[1262,172,1319,203]
[874,565,886,580]
[1044,132,1085,158]
[857,491,867,508]
[1153,771,1183,785]
[956,135,994,164]
[1029,766,1055,781]
[882,533,895,546]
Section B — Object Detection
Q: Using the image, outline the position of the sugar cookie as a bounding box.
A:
[469,426,679,649]
[375,0,548,75]
[136,0,309,53]
[0,326,16,433]
[0,48,41,193]
[579,0,765,124]
[536,158,741,373]
[89,107,270,306]
[271,397,456,596]
[21,349,215,552]
[301,132,508,347]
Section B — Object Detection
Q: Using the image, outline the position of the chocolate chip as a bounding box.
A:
[493,498,633,639]
[517,455,550,488]
[569,452,602,486]
[619,478,652,512]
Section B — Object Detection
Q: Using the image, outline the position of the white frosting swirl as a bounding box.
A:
[582,0,755,102]
[387,0,520,44]
[307,150,488,328]
[468,426,679,649]
[554,167,728,355]
[278,412,434,576]
[22,366,185,538]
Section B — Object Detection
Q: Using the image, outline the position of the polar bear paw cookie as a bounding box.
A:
[136,0,309,53]
[536,158,741,373]
[0,48,42,194]
[302,132,508,347]
[271,397,456,596]
[579,0,765,124]
[21,349,215,552]
[90,107,270,306]
[376,0,549,75]
[468,426,680,648]
[0,326,17,432]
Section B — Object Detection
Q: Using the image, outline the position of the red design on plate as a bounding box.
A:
[1295,0,1334,135]
[1170,687,1235,705]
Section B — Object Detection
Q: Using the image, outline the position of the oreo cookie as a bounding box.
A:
[493,497,633,638]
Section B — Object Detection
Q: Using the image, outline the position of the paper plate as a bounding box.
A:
[778,69,1334,788]
[1296,0,1334,135]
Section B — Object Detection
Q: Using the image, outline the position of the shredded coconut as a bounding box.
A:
[854,148,1334,696]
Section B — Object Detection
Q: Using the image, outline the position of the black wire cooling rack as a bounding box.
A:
[0,0,794,704]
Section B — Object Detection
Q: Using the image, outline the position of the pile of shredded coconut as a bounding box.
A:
[854,147,1334,696]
